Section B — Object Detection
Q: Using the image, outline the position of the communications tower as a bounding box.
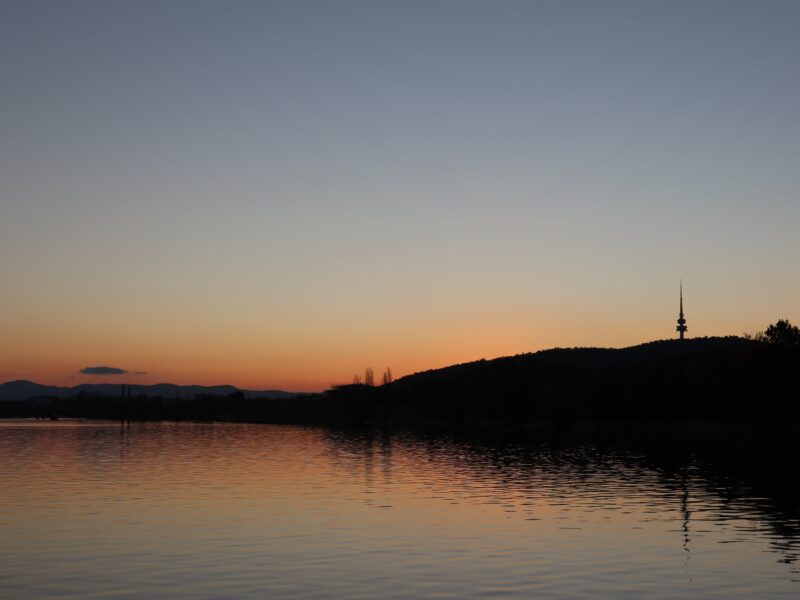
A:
[676,282,687,340]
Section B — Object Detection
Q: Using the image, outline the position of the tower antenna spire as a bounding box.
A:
[676,280,687,340]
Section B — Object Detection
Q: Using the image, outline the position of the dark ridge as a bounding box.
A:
[396,336,760,385]
[320,336,797,427]
[1,337,796,426]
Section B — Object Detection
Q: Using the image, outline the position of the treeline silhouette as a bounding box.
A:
[2,331,798,427]
[0,389,326,422]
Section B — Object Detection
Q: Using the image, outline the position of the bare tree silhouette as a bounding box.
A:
[364,367,375,387]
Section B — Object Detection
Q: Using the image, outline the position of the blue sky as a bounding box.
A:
[1,1,799,388]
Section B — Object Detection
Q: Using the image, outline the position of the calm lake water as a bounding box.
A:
[1,421,799,598]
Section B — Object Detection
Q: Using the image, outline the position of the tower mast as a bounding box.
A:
[676,281,687,340]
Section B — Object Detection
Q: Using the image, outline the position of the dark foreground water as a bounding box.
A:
[1,421,799,598]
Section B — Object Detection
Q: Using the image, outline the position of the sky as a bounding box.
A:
[1,0,799,391]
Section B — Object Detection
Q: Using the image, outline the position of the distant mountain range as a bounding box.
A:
[0,380,299,401]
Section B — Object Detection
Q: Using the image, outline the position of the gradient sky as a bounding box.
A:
[2,1,799,391]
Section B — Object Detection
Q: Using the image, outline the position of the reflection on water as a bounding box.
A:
[0,421,799,598]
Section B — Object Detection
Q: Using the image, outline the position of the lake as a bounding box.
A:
[0,420,798,598]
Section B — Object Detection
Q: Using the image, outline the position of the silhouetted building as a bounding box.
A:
[676,282,687,340]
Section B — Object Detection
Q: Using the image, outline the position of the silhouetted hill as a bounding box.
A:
[396,337,762,385]
[2,337,797,426]
[322,336,799,426]
[0,380,298,402]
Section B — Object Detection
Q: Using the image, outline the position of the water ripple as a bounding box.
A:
[0,421,798,598]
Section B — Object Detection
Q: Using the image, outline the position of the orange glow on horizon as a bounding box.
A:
[0,297,762,392]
